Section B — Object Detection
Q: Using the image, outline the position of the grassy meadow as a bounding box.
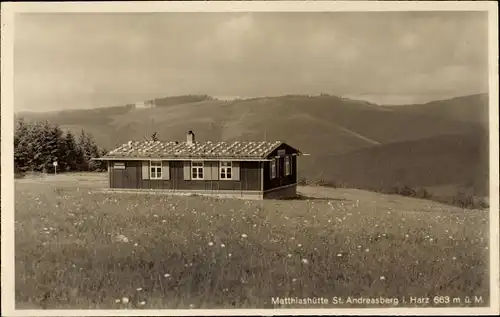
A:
[14,174,489,309]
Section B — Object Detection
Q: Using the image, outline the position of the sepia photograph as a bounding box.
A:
[1,1,499,316]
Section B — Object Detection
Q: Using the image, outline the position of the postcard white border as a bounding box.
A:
[1,1,498,316]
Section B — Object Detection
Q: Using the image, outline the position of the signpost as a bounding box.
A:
[53,161,58,175]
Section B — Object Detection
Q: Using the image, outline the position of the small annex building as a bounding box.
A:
[96,131,302,199]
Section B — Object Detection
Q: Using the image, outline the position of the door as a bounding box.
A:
[124,164,138,188]
[113,170,124,188]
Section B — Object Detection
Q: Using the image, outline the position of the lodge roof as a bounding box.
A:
[99,140,300,160]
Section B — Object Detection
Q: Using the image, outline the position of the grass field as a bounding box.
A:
[14,173,489,309]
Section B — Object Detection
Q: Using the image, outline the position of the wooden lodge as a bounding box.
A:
[95,131,302,199]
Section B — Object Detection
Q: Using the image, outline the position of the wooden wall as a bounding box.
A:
[109,160,262,192]
[263,143,299,191]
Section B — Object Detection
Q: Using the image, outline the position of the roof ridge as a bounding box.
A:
[104,139,292,160]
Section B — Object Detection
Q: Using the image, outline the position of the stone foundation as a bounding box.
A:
[94,183,298,200]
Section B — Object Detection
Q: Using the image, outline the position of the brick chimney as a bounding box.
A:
[187,130,195,145]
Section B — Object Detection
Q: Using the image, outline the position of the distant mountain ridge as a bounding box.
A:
[15,93,490,202]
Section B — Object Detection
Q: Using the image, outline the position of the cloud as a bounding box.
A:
[13,11,489,111]
[195,14,256,61]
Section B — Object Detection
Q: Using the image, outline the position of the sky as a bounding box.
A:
[14,11,489,112]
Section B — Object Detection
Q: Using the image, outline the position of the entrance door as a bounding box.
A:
[123,164,137,188]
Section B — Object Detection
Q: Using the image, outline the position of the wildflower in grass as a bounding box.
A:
[136,287,142,291]
[208,242,214,246]
[228,253,232,257]
[380,276,386,281]
[162,220,166,223]
[122,297,129,304]
[115,234,129,243]
[115,299,120,303]
[134,243,138,247]
[452,257,457,260]
[365,248,370,252]
[337,253,342,257]
[241,234,248,238]
[287,253,292,258]
[292,278,297,282]
[139,301,146,306]
[164,273,171,278]
[297,243,302,247]
[220,243,226,248]
[301,258,309,264]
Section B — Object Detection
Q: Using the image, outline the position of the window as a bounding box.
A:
[285,156,291,176]
[220,161,232,179]
[150,161,162,179]
[270,159,276,179]
[191,161,204,180]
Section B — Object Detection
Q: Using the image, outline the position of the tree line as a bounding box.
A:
[14,118,108,174]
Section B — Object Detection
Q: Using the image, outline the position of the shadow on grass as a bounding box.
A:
[280,194,350,202]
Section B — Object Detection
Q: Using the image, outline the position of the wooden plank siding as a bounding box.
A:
[109,160,262,192]
[263,143,298,191]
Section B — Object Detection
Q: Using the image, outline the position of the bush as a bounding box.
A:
[298,177,308,186]
[452,192,489,209]
[389,185,416,197]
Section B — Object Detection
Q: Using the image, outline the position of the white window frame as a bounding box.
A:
[285,156,291,176]
[191,160,204,180]
[270,159,276,179]
[220,161,233,180]
[150,161,162,179]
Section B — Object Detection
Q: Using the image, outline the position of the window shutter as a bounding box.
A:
[183,161,191,180]
[211,161,219,180]
[142,161,149,180]
[203,163,212,180]
[162,161,170,180]
[232,161,240,181]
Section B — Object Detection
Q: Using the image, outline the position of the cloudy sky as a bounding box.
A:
[14,11,489,112]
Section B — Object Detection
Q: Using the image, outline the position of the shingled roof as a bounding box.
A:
[99,139,297,160]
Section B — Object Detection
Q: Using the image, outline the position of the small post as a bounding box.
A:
[53,161,58,175]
